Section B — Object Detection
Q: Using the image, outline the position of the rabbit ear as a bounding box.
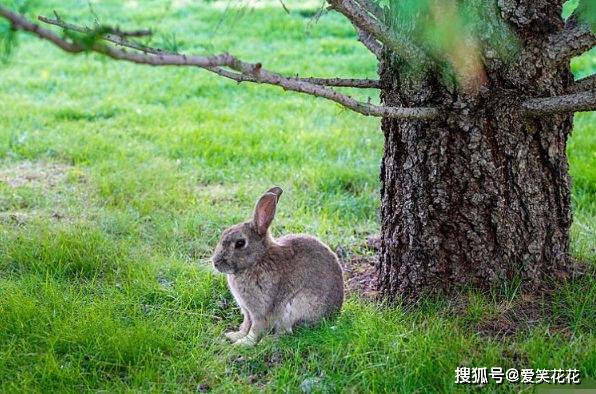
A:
[253,192,279,235]
[266,186,283,200]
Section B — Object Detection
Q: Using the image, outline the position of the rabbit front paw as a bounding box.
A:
[225,331,247,342]
[232,334,257,347]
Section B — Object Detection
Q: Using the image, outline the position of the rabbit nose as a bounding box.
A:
[213,257,227,269]
[211,252,222,264]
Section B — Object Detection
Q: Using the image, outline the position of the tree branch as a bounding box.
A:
[294,76,382,88]
[544,15,595,64]
[327,0,427,63]
[0,7,83,53]
[354,0,384,22]
[357,27,382,59]
[568,74,595,94]
[51,9,152,37]
[522,91,596,115]
[114,28,151,37]
[0,6,437,119]
[38,15,382,89]
[38,15,164,54]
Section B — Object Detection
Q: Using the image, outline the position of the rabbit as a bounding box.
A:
[211,186,344,346]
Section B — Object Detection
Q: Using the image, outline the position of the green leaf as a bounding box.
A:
[0,21,18,64]
[0,0,39,63]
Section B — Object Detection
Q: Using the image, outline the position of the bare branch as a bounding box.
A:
[568,74,596,94]
[544,15,595,64]
[0,7,83,53]
[294,77,382,88]
[0,6,437,120]
[38,16,164,55]
[50,10,152,39]
[201,66,429,118]
[327,0,428,63]
[278,0,290,14]
[114,28,152,37]
[0,8,231,67]
[357,28,382,59]
[206,67,384,89]
[522,91,596,115]
[39,15,382,89]
[354,0,384,22]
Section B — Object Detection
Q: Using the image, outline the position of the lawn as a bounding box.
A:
[0,0,594,392]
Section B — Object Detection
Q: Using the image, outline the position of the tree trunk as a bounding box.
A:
[378,0,574,301]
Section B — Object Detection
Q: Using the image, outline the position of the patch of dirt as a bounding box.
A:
[0,160,89,223]
[0,211,30,225]
[339,250,379,300]
[337,235,381,299]
[340,238,590,338]
[194,183,239,204]
[474,293,556,337]
[448,262,590,338]
[0,161,72,190]
[366,234,381,251]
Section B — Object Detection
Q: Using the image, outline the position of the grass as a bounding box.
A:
[0,0,594,392]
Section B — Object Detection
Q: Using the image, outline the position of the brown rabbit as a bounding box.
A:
[211,187,344,346]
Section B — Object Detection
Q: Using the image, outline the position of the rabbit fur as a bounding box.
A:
[211,187,344,346]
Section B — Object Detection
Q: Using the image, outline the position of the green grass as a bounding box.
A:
[0,0,594,392]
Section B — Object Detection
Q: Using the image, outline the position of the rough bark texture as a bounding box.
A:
[378,0,575,301]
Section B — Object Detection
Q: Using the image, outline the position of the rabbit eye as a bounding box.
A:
[234,239,246,249]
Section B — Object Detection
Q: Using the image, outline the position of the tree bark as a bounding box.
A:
[378,0,575,301]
